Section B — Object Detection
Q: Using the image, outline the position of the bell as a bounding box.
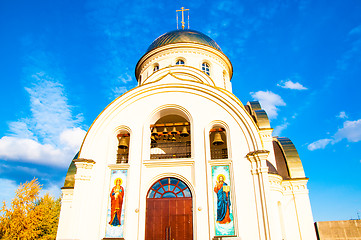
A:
[212,132,224,146]
[118,137,129,149]
[171,135,176,141]
[151,127,159,136]
[180,126,189,137]
[162,127,168,135]
[171,126,178,135]
[151,135,157,147]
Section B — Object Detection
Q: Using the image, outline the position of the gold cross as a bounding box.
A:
[176,7,189,30]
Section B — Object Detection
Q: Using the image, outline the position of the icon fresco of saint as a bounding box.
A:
[214,174,231,224]
[109,178,124,226]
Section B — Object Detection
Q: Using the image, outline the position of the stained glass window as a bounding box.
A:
[147,177,191,198]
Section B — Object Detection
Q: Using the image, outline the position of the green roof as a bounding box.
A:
[147,29,222,52]
[62,152,79,189]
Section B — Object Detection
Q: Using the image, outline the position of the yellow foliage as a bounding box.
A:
[0,179,61,240]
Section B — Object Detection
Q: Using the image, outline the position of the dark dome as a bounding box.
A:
[147,29,222,52]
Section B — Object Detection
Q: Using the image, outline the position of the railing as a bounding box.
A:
[210,148,228,159]
[117,153,129,164]
[150,141,191,159]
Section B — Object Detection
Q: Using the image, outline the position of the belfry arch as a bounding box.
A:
[148,105,193,160]
[145,177,193,240]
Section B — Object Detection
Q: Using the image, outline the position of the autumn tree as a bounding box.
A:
[0,179,61,240]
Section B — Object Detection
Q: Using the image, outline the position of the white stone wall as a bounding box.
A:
[57,41,316,240]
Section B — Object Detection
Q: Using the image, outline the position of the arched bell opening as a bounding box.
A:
[150,114,191,159]
[145,177,193,240]
[209,126,228,159]
[116,130,130,164]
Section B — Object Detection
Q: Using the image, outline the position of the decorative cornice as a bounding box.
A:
[246,150,270,157]
[136,43,233,80]
[246,150,270,162]
[108,163,130,170]
[73,158,96,164]
[282,178,309,194]
[143,158,194,167]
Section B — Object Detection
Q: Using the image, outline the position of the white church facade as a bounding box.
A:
[56,28,317,240]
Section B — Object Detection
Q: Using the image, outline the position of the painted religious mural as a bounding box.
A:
[105,169,128,238]
[212,165,235,236]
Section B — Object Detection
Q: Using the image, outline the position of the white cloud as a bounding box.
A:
[337,111,348,119]
[307,118,361,151]
[307,138,332,151]
[334,119,361,142]
[250,90,286,119]
[277,80,307,90]
[0,136,72,167]
[0,72,86,168]
[59,127,87,150]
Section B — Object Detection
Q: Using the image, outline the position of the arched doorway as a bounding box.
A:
[145,177,193,240]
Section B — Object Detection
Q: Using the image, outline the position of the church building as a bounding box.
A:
[56,16,317,240]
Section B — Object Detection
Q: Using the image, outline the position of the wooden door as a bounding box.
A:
[145,178,193,240]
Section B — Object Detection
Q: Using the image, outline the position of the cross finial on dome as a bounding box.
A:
[176,7,189,30]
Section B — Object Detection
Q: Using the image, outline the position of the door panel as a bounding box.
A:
[146,198,192,240]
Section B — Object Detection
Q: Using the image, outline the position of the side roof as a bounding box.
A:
[62,152,78,189]
[273,137,306,179]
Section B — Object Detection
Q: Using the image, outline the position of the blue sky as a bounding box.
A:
[0,0,360,222]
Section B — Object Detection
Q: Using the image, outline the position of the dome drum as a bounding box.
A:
[135,30,233,88]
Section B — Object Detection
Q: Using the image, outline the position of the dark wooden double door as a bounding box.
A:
[145,197,193,240]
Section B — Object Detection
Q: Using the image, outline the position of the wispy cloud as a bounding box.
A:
[349,25,361,35]
[337,24,361,71]
[277,79,307,90]
[0,162,44,177]
[0,55,86,167]
[308,118,361,150]
[273,120,289,136]
[250,90,286,119]
[307,138,332,151]
[86,0,151,100]
[204,1,284,58]
[0,178,18,205]
[337,111,348,119]
[109,72,134,99]
[40,179,63,198]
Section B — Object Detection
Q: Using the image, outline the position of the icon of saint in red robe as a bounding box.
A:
[109,178,124,226]
[214,174,231,224]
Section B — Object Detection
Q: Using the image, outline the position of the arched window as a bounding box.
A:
[176,59,185,65]
[147,177,191,198]
[153,64,159,72]
[202,62,210,76]
[116,131,130,163]
[150,115,191,159]
[209,127,228,159]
